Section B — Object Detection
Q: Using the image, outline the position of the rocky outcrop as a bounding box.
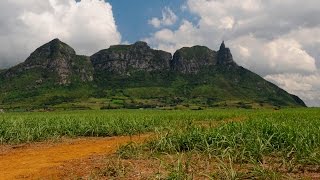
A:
[170,42,238,74]
[171,46,217,73]
[24,38,76,84]
[71,55,94,82]
[4,39,93,85]
[91,41,172,75]
[217,41,237,66]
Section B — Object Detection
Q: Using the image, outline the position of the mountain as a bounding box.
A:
[2,39,93,86]
[91,41,172,88]
[91,41,171,74]
[0,39,306,111]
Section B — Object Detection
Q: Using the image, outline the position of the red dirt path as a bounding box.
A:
[0,134,151,180]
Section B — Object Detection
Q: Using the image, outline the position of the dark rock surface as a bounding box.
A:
[3,39,93,85]
[91,41,172,75]
[217,41,237,66]
[171,46,217,73]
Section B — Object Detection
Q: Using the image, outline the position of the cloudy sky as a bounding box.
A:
[0,0,319,106]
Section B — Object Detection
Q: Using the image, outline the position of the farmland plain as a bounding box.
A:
[1,108,320,179]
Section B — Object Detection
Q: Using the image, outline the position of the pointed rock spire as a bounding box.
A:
[217,41,237,66]
[219,41,226,50]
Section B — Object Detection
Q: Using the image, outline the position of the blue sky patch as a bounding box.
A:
[108,0,196,43]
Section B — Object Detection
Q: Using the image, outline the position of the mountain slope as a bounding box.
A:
[168,42,305,107]
[0,39,306,110]
[0,39,94,108]
[2,39,93,86]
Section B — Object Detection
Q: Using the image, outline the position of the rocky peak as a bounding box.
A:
[220,41,226,50]
[91,41,171,75]
[49,38,76,55]
[4,39,93,85]
[171,46,217,74]
[217,41,237,66]
[20,39,77,84]
[133,41,149,48]
[25,39,76,64]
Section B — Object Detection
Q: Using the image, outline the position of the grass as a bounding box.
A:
[0,109,244,144]
[148,108,320,165]
[1,108,320,179]
[114,108,319,179]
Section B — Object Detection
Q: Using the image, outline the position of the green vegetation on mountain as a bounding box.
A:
[0,39,306,111]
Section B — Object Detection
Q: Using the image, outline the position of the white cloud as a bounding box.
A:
[284,27,320,67]
[219,16,235,30]
[149,18,161,29]
[238,45,250,58]
[148,7,178,28]
[0,0,121,67]
[230,36,317,75]
[145,20,205,53]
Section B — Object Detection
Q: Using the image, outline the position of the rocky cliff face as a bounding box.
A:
[217,41,237,66]
[3,39,93,85]
[171,46,217,73]
[170,42,238,74]
[91,41,172,75]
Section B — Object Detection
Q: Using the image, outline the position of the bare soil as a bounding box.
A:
[0,134,151,180]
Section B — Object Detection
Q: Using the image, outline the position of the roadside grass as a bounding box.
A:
[98,108,320,179]
[149,110,320,165]
[86,147,286,179]
[0,109,247,144]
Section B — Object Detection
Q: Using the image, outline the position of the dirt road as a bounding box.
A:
[0,134,151,180]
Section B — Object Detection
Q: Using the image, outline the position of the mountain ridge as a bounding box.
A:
[0,39,306,110]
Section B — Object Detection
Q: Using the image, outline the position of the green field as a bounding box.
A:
[0,109,244,144]
[1,108,320,179]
